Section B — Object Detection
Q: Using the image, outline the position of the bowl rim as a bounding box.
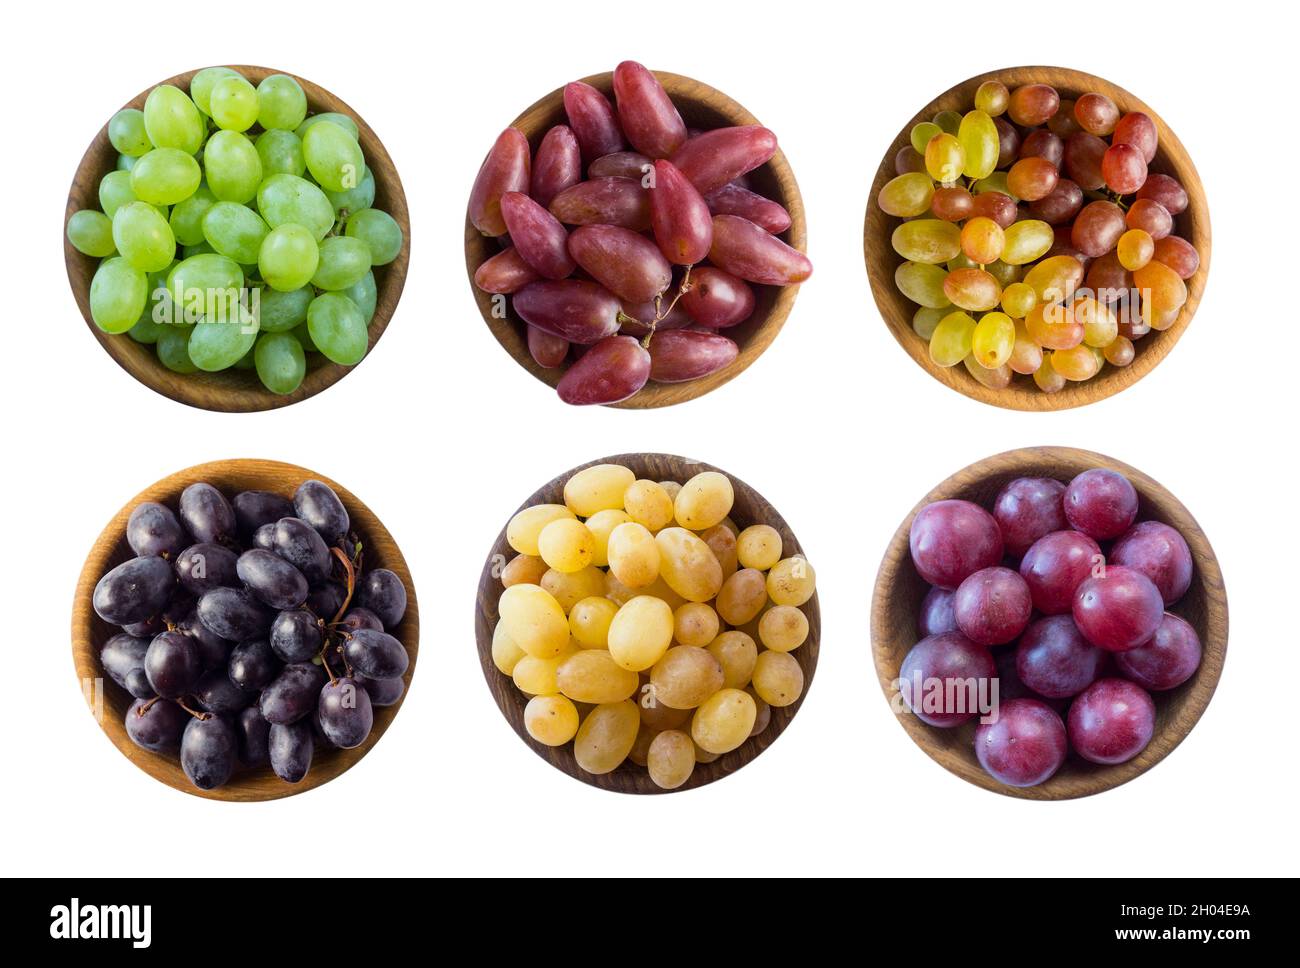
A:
[869,445,1228,800]
[474,451,820,793]
[64,64,411,413]
[70,457,420,801]
[463,68,808,410]
[863,65,1212,412]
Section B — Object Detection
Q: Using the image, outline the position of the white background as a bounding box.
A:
[2,0,1293,878]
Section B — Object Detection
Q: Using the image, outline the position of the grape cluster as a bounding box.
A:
[471,61,812,406]
[878,79,1201,393]
[93,477,410,791]
[900,467,1202,788]
[67,67,404,396]
[492,463,815,789]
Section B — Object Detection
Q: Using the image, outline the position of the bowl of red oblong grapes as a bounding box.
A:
[865,66,1209,410]
[871,446,1227,799]
[465,61,810,408]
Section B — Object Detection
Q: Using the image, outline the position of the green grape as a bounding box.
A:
[974,81,1009,117]
[929,311,976,367]
[877,172,934,218]
[183,241,215,258]
[306,293,368,364]
[108,109,152,157]
[957,110,999,180]
[891,219,961,265]
[344,208,402,265]
[234,344,257,370]
[932,110,962,135]
[169,183,217,246]
[1001,220,1054,265]
[90,257,148,333]
[302,121,365,193]
[912,305,947,340]
[255,129,306,177]
[924,133,964,184]
[190,67,241,116]
[256,285,313,332]
[895,261,951,309]
[203,130,262,203]
[99,171,139,218]
[258,223,319,291]
[909,121,942,155]
[112,202,176,272]
[209,75,259,131]
[973,172,1015,199]
[128,313,165,344]
[157,324,198,372]
[971,311,1015,368]
[202,201,269,265]
[256,174,334,239]
[67,210,116,257]
[189,314,259,371]
[256,74,308,130]
[324,166,375,214]
[296,112,359,141]
[343,270,377,323]
[311,236,371,290]
[255,331,307,394]
[116,154,137,172]
[291,321,319,353]
[143,85,204,154]
[1001,281,1037,318]
[947,253,977,271]
[985,260,1020,288]
[130,148,202,205]
[167,253,243,322]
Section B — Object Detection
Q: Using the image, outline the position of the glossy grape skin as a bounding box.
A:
[235,549,307,610]
[1133,260,1187,315]
[895,145,926,175]
[563,81,624,163]
[270,609,323,663]
[232,706,269,766]
[709,215,812,284]
[993,477,1067,557]
[256,174,334,240]
[557,335,650,405]
[252,332,304,395]
[93,556,175,625]
[358,674,405,707]
[1086,251,1132,306]
[125,698,188,752]
[970,190,1017,229]
[1073,565,1164,652]
[294,479,349,543]
[929,311,975,366]
[589,150,651,179]
[568,224,671,302]
[1073,93,1119,135]
[179,714,237,789]
[1108,520,1193,606]
[177,482,234,544]
[909,499,1003,590]
[90,258,149,334]
[500,191,575,281]
[352,569,405,629]
[954,566,1032,646]
[648,159,713,264]
[960,216,1004,264]
[197,587,274,641]
[340,209,401,268]
[945,269,1000,312]
[102,634,155,698]
[126,502,186,559]
[929,185,973,222]
[1115,229,1154,272]
[268,720,313,782]
[975,699,1067,787]
[1019,530,1103,615]
[1023,255,1084,306]
[679,267,754,328]
[256,129,307,178]
[259,662,326,725]
[529,125,581,208]
[974,80,1009,116]
[1029,179,1083,225]
[258,225,318,293]
[1101,143,1147,195]
[916,586,957,637]
[175,541,239,595]
[527,325,568,368]
[910,121,942,155]
[468,128,531,237]
[1068,678,1155,764]
[1113,111,1158,163]
[474,247,540,294]
[343,628,409,679]
[970,310,1014,367]
[1070,200,1126,258]
[231,487,295,539]
[268,517,331,584]
[1015,614,1106,698]
[993,117,1020,168]
[1136,173,1188,215]
[612,60,686,159]
[67,209,116,257]
[1152,236,1199,279]
[892,219,961,265]
[704,183,791,234]
[1007,156,1058,202]
[1103,335,1135,367]
[895,262,949,310]
[317,677,374,749]
[143,629,201,699]
[194,667,254,715]
[669,125,776,196]
[224,638,280,694]
[898,631,996,727]
[1064,132,1107,190]
[961,356,1011,390]
[1001,220,1054,265]
[1063,469,1139,540]
[549,177,650,230]
[1008,320,1043,375]
[1114,613,1202,690]
[514,279,620,344]
[924,132,964,183]
[954,110,998,180]
[647,330,738,382]
[1008,84,1059,126]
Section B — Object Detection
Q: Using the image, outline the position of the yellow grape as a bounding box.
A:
[513,646,576,696]
[556,649,640,704]
[650,645,725,709]
[1025,302,1083,350]
[506,504,574,556]
[540,565,605,612]
[655,527,724,602]
[892,219,962,265]
[1001,220,1054,265]
[607,595,674,671]
[699,524,738,581]
[501,553,548,588]
[878,172,935,217]
[1073,295,1119,347]
[960,216,1004,264]
[1001,281,1037,319]
[929,311,976,366]
[491,622,526,675]
[758,605,809,653]
[647,730,695,790]
[1117,229,1154,271]
[707,630,758,689]
[1034,355,1067,393]
[971,311,1015,368]
[715,568,768,626]
[913,305,947,339]
[691,688,757,755]
[524,694,580,746]
[1104,335,1135,366]
[1149,304,1180,331]
[563,463,635,516]
[674,471,733,530]
[910,121,943,155]
[498,583,569,658]
[583,508,630,567]
[751,651,804,708]
[1051,342,1101,381]
[537,518,595,573]
[895,261,952,309]
[1023,255,1084,304]
[975,80,1009,116]
[569,595,619,648]
[1008,319,1044,374]
[627,725,656,767]
[573,701,640,774]
[623,480,674,531]
[657,480,682,502]
[925,132,964,183]
[958,110,999,180]
[606,521,661,588]
[767,556,816,606]
[963,355,1013,389]
[943,268,1001,312]
[1133,261,1187,314]
[673,602,720,647]
[736,524,782,571]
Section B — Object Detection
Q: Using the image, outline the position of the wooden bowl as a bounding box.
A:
[71,459,420,801]
[464,70,808,409]
[864,66,1211,411]
[871,446,1227,800]
[475,453,819,792]
[65,65,411,412]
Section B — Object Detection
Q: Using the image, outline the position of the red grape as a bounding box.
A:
[1063,132,1107,191]
[992,116,1020,168]
[649,160,713,265]
[917,586,957,637]
[563,81,625,164]
[704,183,792,234]
[679,266,754,328]
[1007,156,1059,201]
[1064,468,1139,540]
[1019,530,1102,615]
[588,151,651,179]
[555,334,650,405]
[954,566,1032,646]
[909,499,1004,590]
[527,324,568,368]
[473,246,540,294]
[1136,173,1188,215]
[1068,678,1155,764]
[970,191,1017,228]
[1073,565,1164,652]
[1029,179,1083,225]
[567,224,672,303]
[1071,200,1126,258]
[549,177,651,230]
[669,125,778,196]
[500,192,575,281]
[1101,142,1147,195]
[468,128,531,237]
[1152,235,1200,279]
[993,476,1068,557]
[975,698,1067,786]
[513,279,620,344]
[1019,129,1064,167]
[895,145,925,175]
[1114,613,1202,690]
[708,215,812,285]
[612,60,687,160]
[1008,84,1059,126]
[1074,93,1119,136]
[1109,520,1193,605]
[646,329,738,382]
[1047,99,1082,137]
[618,294,691,337]
[898,631,997,728]
[1015,614,1106,698]
[1086,250,1132,304]
[1113,111,1158,163]
[530,125,582,208]
[1125,198,1173,240]
[930,186,974,222]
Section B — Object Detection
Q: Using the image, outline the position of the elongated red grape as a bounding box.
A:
[679,266,754,328]
[649,159,712,265]
[993,117,1020,168]
[1029,178,1083,225]
[669,125,777,196]
[1074,93,1119,135]
[1008,84,1059,126]
[1071,200,1126,258]
[1113,111,1158,163]
[970,191,1017,228]
[1063,132,1107,191]
[1019,129,1063,167]
[530,125,582,207]
[1125,198,1173,240]
[500,192,574,280]
[549,177,650,230]
[1007,156,1058,201]
[527,324,568,368]
[647,329,738,382]
[1137,173,1187,215]
[1086,250,1131,303]
[704,183,791,234]
[556,334,650,404]
[589,151,651,179]
[612,61,686,159]
[708,215,811,285]
[473,246,540,294]
[1102,142,1147,195]
[930,186,973,222]
[618,294,691,337]
[513,279,620,343]
[469,128,530,237]
[563,81,625,164]
[1152,235,1199,279]
[567,224,671,302]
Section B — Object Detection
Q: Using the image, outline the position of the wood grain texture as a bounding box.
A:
[464,71,807,409]
[475,453,819,793]
[864,66,1211,411]
[64,66,411,413]
[71,459,420,801]
[870,446,1227,800]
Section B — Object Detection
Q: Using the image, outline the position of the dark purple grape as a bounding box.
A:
[343,628,409,679]
[236,549,308,610]
[174,541,239,595]
[101,633,154,698]
[1028,179,1083,226]
[917,586,957,637]
[179,482,236,545]
[194,668,254,714]
[228,638,281,692]
[1064,469,1139,541]
[196,587,274,641]
[231,490,294,541]
[181,714,236,789]
[1068,678,1155,764]
[236,706,270,766]
[177,611,231,671]
[1109,521,1193,606]
[270,609,323,663]
[122,615,164,637]
[357,674,404,707]
[356,568,407,628]
[293,479,349,543]
[1114,612,1202,691]
[318,677,374,749]
[125,698,188,752]
[954,566,1032,646]
[992,477,1068,558]
[1137,173,1187,215]
[1073,565,1164,652]
[908,499,1004,590]
[993,117,1019,168]
[144,630,202,698]
[975,698,1067,787]
[269,721,313,782]
[306,582,347,620]
[259,662,326,724]
[1019,129,1063,167]
[1019,530,1103,615]
[897,631,996,728]
[1015,614,1106,698]
[342,608,384,632]
[272,517,332,583]
[127,502,186,559]
[93,556,175,625]
[253,523,276,550]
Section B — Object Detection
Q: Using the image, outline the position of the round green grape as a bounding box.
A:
[128,313,166,344]
[117,154,137,172]
[255,331,307,394]
[324,167,374,214]
[189,315,260,371]
[157,324,198,372]
[307,293,367,365]
[130,148,202,206]
[256,129,306,177]
[256,174,334,240]
[259,224,319,291]
[256,74,308,131]
[209,75,259,132]
[99,171,138,218]
[344,208,402,266]
[112,202,176,272]
[203,131,262,204]
[67,210,116,257]
[256,286,313,333]
[108,109,152,157]
[303,121,365,193]
[311,236,371,291]
[167,253,244,323]
[202,201,269,265]
[296,112,359,141]
[90,257,149,334]
[190,67,240,116]
[143,85,204,154]
[343,271,377,324]
[168,183,217,246]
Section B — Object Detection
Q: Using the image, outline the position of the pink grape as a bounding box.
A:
[917,586,957,637]
[1064,468,1139,540]
[898,631,997,728]
[994,117,1020,168]
[1125,198,1173,240]
[1019,530,1103,615]
[612,61,686,159]
[500,192,575,280]
[588,151,651,179]
[669,125,778,196]
[1136,173,1188,215]
[954,566,1032,646]
[1153,235,1200,278]
[975,699,1067,787]
[566,224,671,303]
[708,215,812,285]
[1029,179,1084,225]
[970,191,1017,228]
[909,499,1004,590]
[530,125,582,207]
[1114,613,1202,690]
[1071,200,1126,258]
[1109,520,1193,605]
[468,128,531,236]
[649,160,713,265]
[1019,129,1063,167]
[513,279,620,344]
[679,266,754,328]
[704,183,792,234]
[556,334,650,405]
[646,330,739,383]
[618,294,692,337]
[1102,142,1147,195]
[1068,678,1155,764]
[1072,565,1164,652]
[1113,111,1158,163]
[563,81,625,164]
[1015,614,1106,698]
[1063,132,1107,191]
[473,247,540,294]
[527,325,568,368]
[993,477,1068,557]
[549,177,650,230]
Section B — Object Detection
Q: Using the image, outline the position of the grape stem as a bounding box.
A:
[176,698,209,720]
[630,265,694,350]
[328,546,358,626]
[138,697,159,715]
